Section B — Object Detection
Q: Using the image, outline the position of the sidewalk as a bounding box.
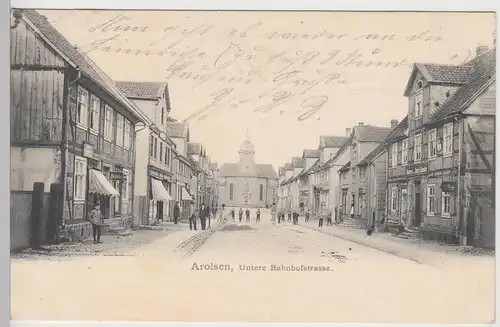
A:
[287,219,494,267]
[11,221,191,261]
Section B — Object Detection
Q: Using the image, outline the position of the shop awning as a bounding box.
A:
[89,169,120,196]
[151,178,173,201]
[181,187,193,202]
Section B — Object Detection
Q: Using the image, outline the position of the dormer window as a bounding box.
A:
[414,80,423,119]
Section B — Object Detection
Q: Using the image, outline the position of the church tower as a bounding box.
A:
[238,129,258,176]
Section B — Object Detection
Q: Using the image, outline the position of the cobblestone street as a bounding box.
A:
[11,210,495,323]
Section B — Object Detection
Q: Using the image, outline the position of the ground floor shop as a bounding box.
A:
[149,167,174,223]
[62,143,134,240]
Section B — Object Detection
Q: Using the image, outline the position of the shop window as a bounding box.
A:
[74,156,87,201]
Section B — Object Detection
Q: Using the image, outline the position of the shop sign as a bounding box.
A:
[441,182,456,193]
[109,171,124,180]
[83,142,99,160]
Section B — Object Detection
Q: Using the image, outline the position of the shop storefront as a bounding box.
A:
[149,167,173,223]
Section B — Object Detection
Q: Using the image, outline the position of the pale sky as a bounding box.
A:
[40,10,495,168]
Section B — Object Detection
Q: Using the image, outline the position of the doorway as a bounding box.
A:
[157,201,164,221]
[414,190,422,227]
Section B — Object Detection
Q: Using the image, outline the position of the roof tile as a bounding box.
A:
[115,81,167,100]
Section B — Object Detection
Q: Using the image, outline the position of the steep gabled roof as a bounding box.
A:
[115,81,167,100]
[292,157,305,168]
[403,62,473,97]
[302,149,320,159]
[355,125,392,142]
[324,134,353,168]
[21,10,148,124]
[284,163,294,171]
[166,122,190,139]
[187,142,203,156]
[427,49,496,124]
[358,116,408,167]
[319,136,349,149]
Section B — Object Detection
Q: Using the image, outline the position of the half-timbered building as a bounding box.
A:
[10,10,150,244]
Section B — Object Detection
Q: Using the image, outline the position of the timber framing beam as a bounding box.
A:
[10,64,68,71]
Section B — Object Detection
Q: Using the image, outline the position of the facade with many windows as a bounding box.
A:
[10,10,150,244]
[386,46,496,247]
[116,81,176,225]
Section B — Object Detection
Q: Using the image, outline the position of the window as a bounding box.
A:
[358,192,363,215]
[77,87,89,126]
[161,107,165,125]
[414,81,423,118]
[122,169,130,202]
[165,147,169,165]
[392,143,398,166]
[153,137,158,159]
[123,120,131,149]
[414,134,422,162]
[74,156,87,201]
[104,105,113,140]
[149,135,154,157]
[89,95,100,132]
[402,140,408,164]
[442,192,450,216]
[428,129,437,158]
[229,183,234,200]
[159,143,163,163]
[259,184,264,201]
[443,123,453,155]
[116,114,124,146]
[427,185,435,214]
[391,188,397,212]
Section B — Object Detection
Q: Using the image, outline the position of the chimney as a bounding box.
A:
[345,128,351,137]
[391,119,398,129]
[358,122,364,127]
[476,45,489,57]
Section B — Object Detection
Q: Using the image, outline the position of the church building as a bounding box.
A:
[218,136,279,208]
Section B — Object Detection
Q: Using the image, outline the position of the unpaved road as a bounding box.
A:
[11,209,495,323]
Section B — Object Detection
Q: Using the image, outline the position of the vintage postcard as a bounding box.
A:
[9,7,496,324]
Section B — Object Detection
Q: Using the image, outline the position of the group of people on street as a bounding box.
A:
[229,207,261,223]
[188,202,222,231]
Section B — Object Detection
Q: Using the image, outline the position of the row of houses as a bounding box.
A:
[10,9,219,250]
[278,45,496,249]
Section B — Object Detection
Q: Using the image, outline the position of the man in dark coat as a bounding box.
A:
[245,208,251,222]
[199,203,208,230]
[292,210,299,225]
[173,201,180,224]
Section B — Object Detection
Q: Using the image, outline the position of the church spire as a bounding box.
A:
[245,128,250,142]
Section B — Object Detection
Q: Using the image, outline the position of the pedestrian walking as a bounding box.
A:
[287,210,292,223]
[189,202,197,230]
[173,201,180,224]
[238,208,243,222]
[231,209,235,222]
[218,204,224,222]
[256,208,261,223]
[245,208,251,222]
[327,210,333,226]
[293,210,299,225]
[318,203,326,227]
[270,203,277,225]
[305,208,310,223]
[199,203,208,230]
[89,201,103,244]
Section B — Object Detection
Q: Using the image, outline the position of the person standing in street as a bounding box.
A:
[305,207,310,223]
[287,209,292,223]
[245,208,250,222]
[238,208,243,222]
[89,201,103,244]
[293,210,299,225]
[199,203,208,230]
[189,202,197,230]
[256,208,261,223]
[318,203,325,227]
[270,203,277,225]
[212,205,217,224]
[173,201,180,225]
[231,208,235,222]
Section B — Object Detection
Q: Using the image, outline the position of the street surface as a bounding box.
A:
[11,208,494,323]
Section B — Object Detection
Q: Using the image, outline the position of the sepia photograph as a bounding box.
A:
[9,5,496,324]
